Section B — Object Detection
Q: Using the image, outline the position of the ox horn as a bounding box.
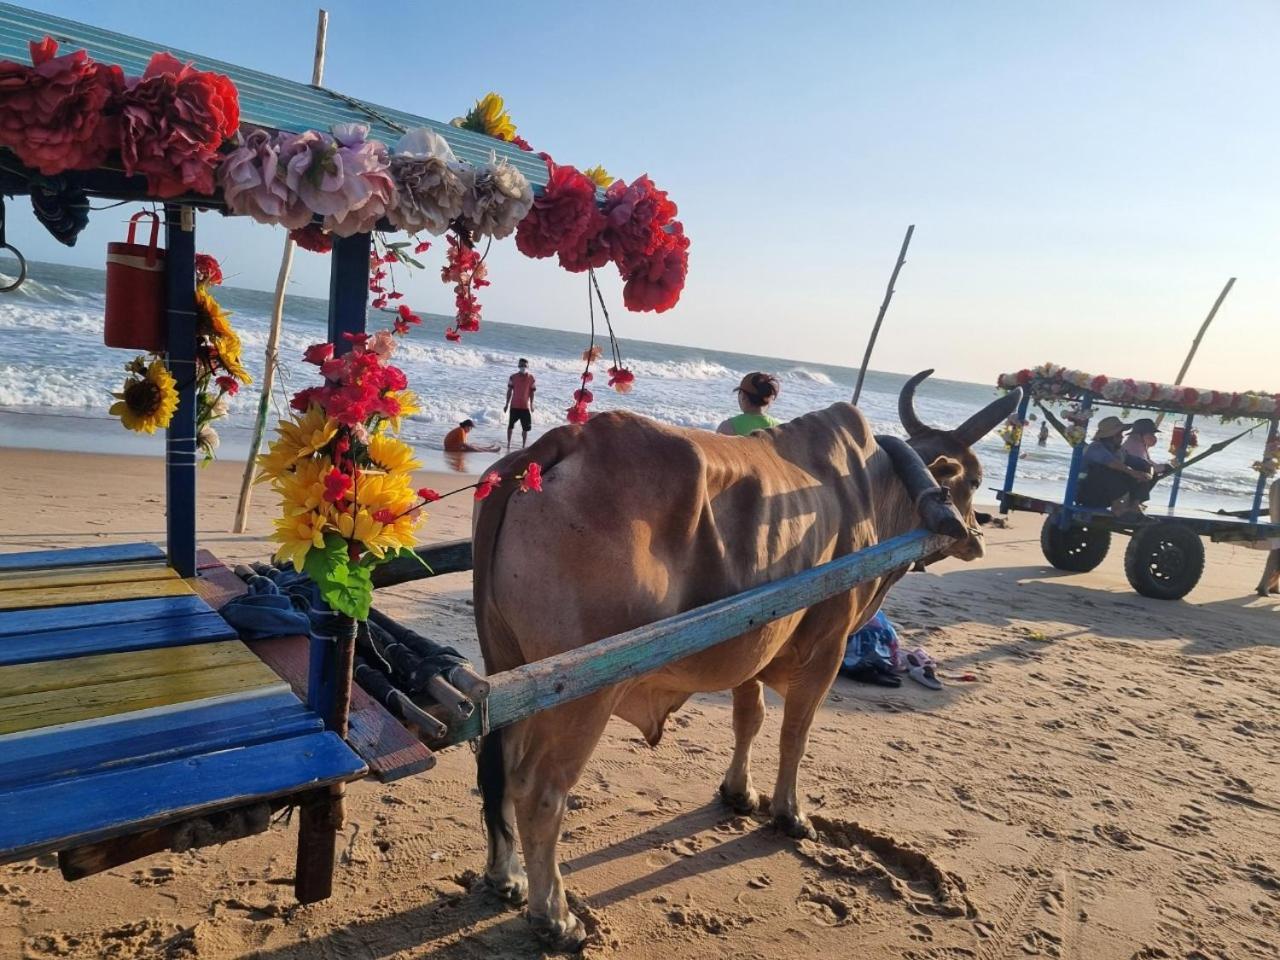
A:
[952,387,1024,447]
[898,369,936,438]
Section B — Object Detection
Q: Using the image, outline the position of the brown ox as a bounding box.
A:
[471,371,1020,950]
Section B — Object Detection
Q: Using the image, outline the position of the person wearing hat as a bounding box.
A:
[504,358,536,451]
[1077,415,1155,516]
[1120,418,1173,503]
[717,372,781,436]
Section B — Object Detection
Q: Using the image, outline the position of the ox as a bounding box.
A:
[471,371,1020,950]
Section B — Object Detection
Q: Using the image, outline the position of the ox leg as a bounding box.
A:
[484,790,526,905]
[719,679,765,814]
[770,654,842,840]
[508,697,611,952]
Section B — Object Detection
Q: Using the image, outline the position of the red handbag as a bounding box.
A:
[104,211,166,351]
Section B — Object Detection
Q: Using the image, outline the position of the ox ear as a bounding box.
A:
[953,387,1023,448]
[927,455,963,483]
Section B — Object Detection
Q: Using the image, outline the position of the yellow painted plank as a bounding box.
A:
[0,664,287,735]
[0,564,178,592]
[0,578,193,611]
[0,640,261,699]
[0,559,171,583]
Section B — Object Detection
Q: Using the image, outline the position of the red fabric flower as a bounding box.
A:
[323,467,352,503]
[512,135,533,152]
[621,222,689,313]
[519,462,543,493]
[290,385,328,412]
[515,161,604,260]
[566,401,590,424]
[607,366,637,393]
[289,224,333,254]
[557,225,611,273]
[417,488,441,502]
[474,471,501,500]
[215,375,239,395]
[371,297,388,309]
[444,327,461,342]
[387,291,404,300]
[414,241,431,254]
[0,38,124,176]
[195,253,223,286]
[601,175,677,270]
[303,342,335,366]
[372,508,399,524]
[118,52,239,198]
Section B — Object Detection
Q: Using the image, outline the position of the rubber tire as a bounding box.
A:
[1123,523,1205,600]
[1040,517,1112,572]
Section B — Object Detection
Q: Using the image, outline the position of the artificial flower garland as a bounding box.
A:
[108,252,251,459]
[999,363,1280,421]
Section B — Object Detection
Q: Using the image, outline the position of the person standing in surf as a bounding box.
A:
[504,358,536,451]
[717,372,781,436]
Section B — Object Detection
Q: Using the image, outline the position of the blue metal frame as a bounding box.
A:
[998,390,1032,513]
[1250,418,1278,524]
[1057,394,1092,529]
[1167,413,1195,510]
[164,205,197,578]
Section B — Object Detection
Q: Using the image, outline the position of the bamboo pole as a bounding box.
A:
[233,9,329,533]
[1153,277,1235,429]
[852,225,914,406]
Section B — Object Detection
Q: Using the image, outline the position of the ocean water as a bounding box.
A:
[0,258,1268,511]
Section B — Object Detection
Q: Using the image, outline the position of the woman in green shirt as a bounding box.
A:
[717,372,781,436]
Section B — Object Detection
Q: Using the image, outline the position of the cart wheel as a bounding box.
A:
[1040,517,1112,572]
[1123,523,1205,600]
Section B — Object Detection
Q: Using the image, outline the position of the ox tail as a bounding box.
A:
[472,425,582,845]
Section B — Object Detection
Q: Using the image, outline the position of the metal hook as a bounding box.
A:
[0,197,27,293]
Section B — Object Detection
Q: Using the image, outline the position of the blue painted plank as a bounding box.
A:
[436,530,951,747]
[0,595,214,638]
[0,543,164,573]
[0,731,366,863]
[0,689,320,791]
[0,612,236,667]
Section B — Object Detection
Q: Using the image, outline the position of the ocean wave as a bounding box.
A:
[786,366,836,386]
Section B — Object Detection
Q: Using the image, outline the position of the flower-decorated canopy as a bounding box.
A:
[0,1,551,193]
[998,363,1280,420]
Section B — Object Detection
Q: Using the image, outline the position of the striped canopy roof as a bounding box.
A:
[0,1,551,191]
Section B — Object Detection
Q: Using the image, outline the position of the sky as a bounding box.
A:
[7,0,1279,392]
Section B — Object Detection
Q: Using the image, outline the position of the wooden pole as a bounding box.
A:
[232,8,329,533]
[852,224,914,406]
[1153,277,1235,429]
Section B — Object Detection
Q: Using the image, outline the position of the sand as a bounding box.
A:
[1,446,1278,960]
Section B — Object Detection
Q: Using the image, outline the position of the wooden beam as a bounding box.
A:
[430,530,948,747]
[370,539,474,588]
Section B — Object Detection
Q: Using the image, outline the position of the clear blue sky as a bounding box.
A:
[10,0,1279,391]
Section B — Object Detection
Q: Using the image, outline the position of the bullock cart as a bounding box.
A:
[996,365,1280,600]
[0,1,958,914]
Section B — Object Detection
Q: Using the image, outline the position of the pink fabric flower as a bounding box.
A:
[280,124,397,236]
[519,462,543,493]
[220,128,309,226]
[0,38,124,175]
[474,471,501,500]
[118,52,239,198]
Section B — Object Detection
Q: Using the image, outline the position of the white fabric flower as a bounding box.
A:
[461,152,533,240]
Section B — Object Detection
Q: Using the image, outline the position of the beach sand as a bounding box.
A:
[1,447,1278,960]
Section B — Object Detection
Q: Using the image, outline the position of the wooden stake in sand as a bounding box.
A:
[232,9,329,534]
[1154,276,1235,429]
[852,224,914,406]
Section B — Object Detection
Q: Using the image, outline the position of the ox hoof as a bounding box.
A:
[773,812,817,841]
[529,912,588,953]
[718,782,759,815]
[483,871,528,907]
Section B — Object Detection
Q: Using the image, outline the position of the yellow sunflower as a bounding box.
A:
[382,389,420,433]
[271,510,329,570]
[212,329,252,384]
[258,405,338,481]
[457,92,517,142]
[110,358,179,434]
[195,286,233,339]
[583,165,614,188]
[366,434,421,475]
[272,456,329,518]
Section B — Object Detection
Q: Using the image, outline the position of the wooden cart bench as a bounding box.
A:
[0,542,368,895]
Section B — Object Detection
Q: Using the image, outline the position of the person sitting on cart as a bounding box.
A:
[1120,418,1173,503]
[1078,416,1158,518]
